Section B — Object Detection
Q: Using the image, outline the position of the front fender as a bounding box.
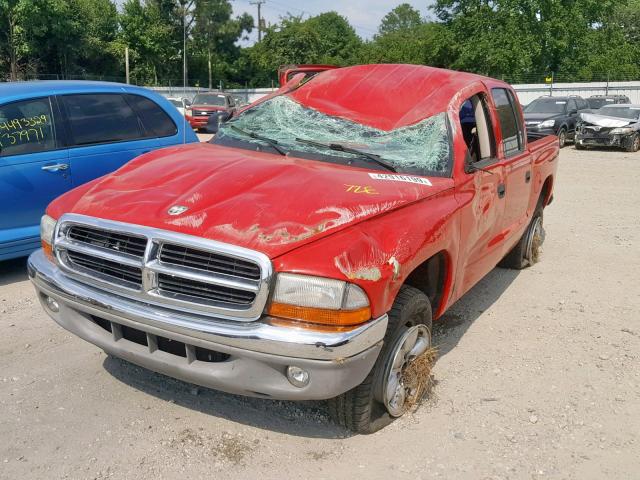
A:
[272,189,460,318]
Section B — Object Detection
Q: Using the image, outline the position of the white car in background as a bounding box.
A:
[167,97,189,116]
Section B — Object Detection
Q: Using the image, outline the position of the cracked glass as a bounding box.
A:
[215,95,451,174]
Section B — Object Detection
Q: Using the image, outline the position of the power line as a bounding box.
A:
[249,0,266,42]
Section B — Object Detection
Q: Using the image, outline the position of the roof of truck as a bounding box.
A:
[289,64,499,130]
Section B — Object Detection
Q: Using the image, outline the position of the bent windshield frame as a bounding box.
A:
[212,95,453,177]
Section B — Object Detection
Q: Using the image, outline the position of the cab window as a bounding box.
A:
[459,94,495,164]
[0,97,57,157]
[491,88,525,156]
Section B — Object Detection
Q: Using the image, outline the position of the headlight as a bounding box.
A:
[185,108,192,116]
[268,273,371,327]
[611,127,633,135]
[40,214,57,260]
[538,120,555,129]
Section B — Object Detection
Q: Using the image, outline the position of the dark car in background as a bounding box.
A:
[524,95,589,147]
[576,104,640,152]
[185,92,237,131]
[586,95,631,110]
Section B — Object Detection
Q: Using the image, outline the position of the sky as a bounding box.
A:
[115,1,436,44]
[232,0,435,44]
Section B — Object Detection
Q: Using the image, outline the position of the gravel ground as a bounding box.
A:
[1,146,639,480]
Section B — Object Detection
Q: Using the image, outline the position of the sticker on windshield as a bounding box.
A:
[555,101,567,105]
[369,173,432,186]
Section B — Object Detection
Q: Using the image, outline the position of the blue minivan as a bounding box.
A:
[0,81,198,261]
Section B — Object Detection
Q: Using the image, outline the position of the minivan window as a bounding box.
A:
[491,88,524,156]
[62,94,141,146]
[0,97,56,157]
[126,94,177,138]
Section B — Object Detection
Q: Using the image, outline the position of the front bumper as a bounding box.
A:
[28,250,386,400]
[575,132,631,148]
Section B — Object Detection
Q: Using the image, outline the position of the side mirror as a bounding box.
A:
[182,98,191,108]
[569,109,578,115]
[205,111,232,134]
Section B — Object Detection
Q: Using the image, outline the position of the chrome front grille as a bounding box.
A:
[159,243,261,280]
[66,250,143,288]
[157,273,256,306]
[67,225,147,257]
[54,214,272,321]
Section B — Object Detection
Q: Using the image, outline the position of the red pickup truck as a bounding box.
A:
[29,64,558,433]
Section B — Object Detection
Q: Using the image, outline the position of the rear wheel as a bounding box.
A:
[328,285,433,434]
[499,205,545,269]
[625,134,640,153]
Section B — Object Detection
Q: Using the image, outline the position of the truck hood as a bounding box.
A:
[51,143,452,259]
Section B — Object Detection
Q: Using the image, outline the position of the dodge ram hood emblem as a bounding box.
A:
[167,205,189,215]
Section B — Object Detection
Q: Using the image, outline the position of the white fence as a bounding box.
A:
[148,86,275,104]
[150,81,640,106]
[511,81,640,105]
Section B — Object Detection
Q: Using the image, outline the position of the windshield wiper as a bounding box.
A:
[295,137,397,172]
[229,125,286,156]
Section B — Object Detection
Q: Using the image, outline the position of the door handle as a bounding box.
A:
[41,163,69,172]
[525,171,531,183]
[497,183,506,198]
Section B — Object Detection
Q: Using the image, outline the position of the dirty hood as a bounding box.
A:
[580,113,638,128]
[52,143,452,258]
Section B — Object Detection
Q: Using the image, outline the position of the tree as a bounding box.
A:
[304,12,362,65]
[120,0,182,84]
[243,12,364,87]
[192,0,252,88]
[378,3,422,36]
[362,22,453,67]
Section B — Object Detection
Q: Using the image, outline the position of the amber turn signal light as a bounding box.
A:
[42,240,54,261]
[268,302,371,327]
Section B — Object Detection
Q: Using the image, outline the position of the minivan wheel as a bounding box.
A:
[327,285,433,434]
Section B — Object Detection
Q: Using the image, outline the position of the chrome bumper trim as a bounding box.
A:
[29,249,388,361]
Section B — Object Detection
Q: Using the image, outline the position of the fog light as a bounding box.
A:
[286,366,310,388]
[45,296,59,313]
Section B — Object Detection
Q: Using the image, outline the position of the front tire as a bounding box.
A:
[557,128,567,148]
[328,285,433,434]
[625,134,640,153]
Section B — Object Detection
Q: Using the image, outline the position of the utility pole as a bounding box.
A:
[250,0,266,42]
[125,47,130,84]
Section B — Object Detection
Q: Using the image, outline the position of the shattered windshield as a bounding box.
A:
[524,98,567,114]
[213,95,451,175]
[596,106,640,120]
